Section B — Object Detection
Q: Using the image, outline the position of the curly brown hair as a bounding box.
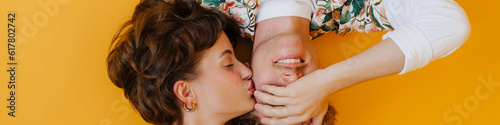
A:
[228,105,336,125]
[106,0,241,124]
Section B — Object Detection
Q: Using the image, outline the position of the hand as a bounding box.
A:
[254,69,334,124]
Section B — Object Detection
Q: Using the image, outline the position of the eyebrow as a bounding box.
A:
[219,50,232,58]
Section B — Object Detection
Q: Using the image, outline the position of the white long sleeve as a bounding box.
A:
[256,0,316,22]
[382,0,471,74]
[257,0,471,74]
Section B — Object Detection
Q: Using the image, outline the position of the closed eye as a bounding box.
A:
[225,64,234,68]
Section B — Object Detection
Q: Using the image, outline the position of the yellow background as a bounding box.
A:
[1,0,498,125]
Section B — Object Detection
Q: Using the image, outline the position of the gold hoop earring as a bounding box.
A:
[183,103,195,112]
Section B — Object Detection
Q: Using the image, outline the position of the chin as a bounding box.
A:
[240,97,256,114]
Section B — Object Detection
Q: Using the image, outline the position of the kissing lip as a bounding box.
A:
[248,80,255,94]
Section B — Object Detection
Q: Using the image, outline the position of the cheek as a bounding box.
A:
[197,76,233,109]
[253,71,275,91]
[251,62,277,91]
[197,70,253,114]
[200,70,245,101]
[203,71,239,92]
[305,63,320,75]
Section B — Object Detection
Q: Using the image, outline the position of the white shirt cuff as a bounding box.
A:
[383,23,433,75]
[256,0,315,23]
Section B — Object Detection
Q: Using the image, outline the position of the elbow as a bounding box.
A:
[451,4,471,49]
[429,3,471,60]
[442,4,471,57]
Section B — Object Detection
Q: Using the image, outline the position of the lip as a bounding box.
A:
[274,54,304,63]
[248,80,255,94]
[274,54,305,68]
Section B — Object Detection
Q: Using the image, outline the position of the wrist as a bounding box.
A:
[321,61,357,94]
[313,68,338,95]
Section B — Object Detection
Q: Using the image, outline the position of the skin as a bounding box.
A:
[251,16,327,125]
[174,32,255,125]
[252,33,320,89]
[251,16,405,124]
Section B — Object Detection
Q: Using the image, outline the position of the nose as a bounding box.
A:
[281,71,303,83]
[240,62,253,80]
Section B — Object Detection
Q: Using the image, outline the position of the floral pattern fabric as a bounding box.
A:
[310,0,393,39]
[200,0,259,42]
[199,0,394,42]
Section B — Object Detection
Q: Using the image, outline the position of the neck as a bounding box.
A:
[181,110,230,125]
[254,16,311,48]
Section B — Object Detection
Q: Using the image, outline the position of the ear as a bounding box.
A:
[173,80,196,107]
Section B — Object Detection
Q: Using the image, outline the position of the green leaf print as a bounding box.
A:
[203,0,226,7]
[323,14,332,23]
[370,6,382,27]
[349,0,364,17]
[340,9,351,24]
[383,24,394,30]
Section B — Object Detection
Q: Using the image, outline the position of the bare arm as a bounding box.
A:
[322,38,404,94]
[256,37,405,124]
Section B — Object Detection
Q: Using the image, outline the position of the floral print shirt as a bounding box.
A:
[200,0,394,42]
[200,0,259,42]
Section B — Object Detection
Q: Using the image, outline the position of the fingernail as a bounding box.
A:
[261,118,267,123]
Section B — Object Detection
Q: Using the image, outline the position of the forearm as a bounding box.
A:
[322,38,404,94]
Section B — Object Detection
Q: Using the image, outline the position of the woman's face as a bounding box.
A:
[191,32,255,118]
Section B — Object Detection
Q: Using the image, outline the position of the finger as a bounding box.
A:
[310,108,328,125]
[253,109,270,119]
[254,90,291,105]
[261,115,310,125]
[254,103,298,118]
[262,85,292,97]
